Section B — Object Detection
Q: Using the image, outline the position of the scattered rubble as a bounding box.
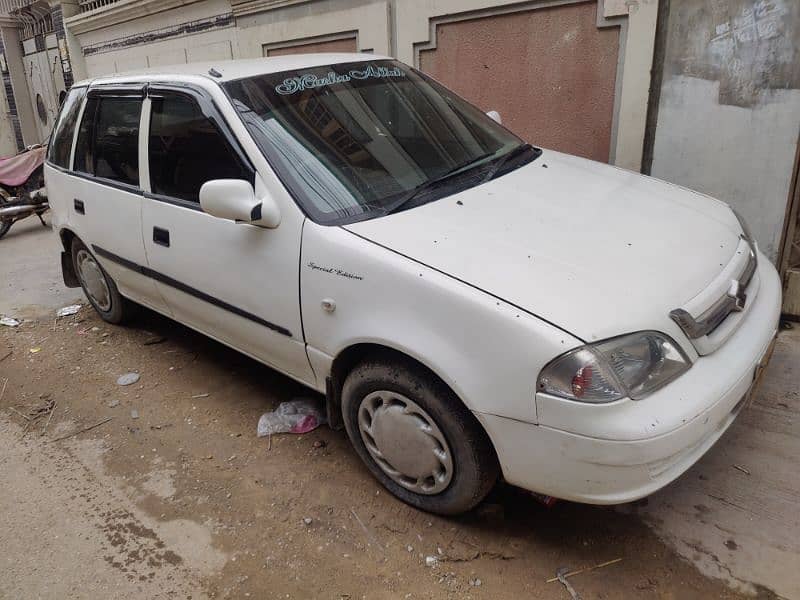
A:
[48,416,113,443]
[117,372,140,386]
[56,304,82,318]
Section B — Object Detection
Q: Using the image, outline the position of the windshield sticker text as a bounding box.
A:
[308,262,364,281]
[276,64,404,95]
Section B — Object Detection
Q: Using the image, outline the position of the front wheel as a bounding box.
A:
[342,356,499,515]
[71,238,136,324]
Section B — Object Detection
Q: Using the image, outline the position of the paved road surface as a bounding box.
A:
[0,217,82,319]
[1,216,798,598]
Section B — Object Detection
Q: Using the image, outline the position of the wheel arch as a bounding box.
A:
[325,342,500,469]
[58,227,81,288]
[59,227,77,252]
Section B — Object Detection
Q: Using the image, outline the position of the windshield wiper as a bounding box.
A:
[381,151,495,216]
[481,143,536,184]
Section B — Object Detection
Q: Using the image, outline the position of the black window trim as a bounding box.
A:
[145,83,256,211]
[46,160,145,196]
[87,83,147,98]
[46,81,256,204]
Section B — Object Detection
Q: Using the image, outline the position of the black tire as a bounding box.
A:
[71,238,136,324]
[0,187,12,240]
[342,355,499,515]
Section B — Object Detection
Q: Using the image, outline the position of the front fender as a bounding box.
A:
[300,222,581,423]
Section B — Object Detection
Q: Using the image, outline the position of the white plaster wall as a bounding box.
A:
[77,0,232,77]
[234,0,389,57]
[76,0,230,46]
[651,76,800,262]
[77,0,391,78]
[83,29,235,76]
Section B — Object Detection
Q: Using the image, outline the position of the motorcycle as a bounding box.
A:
[0,144,48,240]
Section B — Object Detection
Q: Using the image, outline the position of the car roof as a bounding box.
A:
[76,53,389,87]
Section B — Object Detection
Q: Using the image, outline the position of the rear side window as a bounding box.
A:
[148,93,250,202]
[47,87,87,169]
[74,96,142,187]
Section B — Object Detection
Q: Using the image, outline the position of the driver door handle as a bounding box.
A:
[153,227,170,247]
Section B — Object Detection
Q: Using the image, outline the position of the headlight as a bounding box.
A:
[537,331,692,403]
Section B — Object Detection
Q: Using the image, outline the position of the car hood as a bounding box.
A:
[344,150,742,344]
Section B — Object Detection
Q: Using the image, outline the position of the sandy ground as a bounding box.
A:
[1,217,798,599]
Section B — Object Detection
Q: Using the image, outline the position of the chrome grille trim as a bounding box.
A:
[670,235,757,340]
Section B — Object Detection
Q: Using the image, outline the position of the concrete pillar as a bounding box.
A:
[0,17,21,154]
[56,0,87,83]
[608,0,658,171]
[0,23,38,147]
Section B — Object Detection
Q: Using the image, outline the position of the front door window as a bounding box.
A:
[148,93,251,203]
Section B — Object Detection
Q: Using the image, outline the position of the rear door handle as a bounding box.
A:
[74,199,85,214]
[153,227,170,247]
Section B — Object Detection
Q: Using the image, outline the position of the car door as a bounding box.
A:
[140,85,313,383]
[70,86,167,313]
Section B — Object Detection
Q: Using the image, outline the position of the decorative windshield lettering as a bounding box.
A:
[275,64,404,95]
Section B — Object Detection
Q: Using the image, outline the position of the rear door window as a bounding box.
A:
[74,95,142,187]
[47,87,87,169]
[148,93,250,203]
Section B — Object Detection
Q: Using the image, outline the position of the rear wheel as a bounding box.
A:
[0,187,13,240]
[342,356,499,515]
[71,238,135,324]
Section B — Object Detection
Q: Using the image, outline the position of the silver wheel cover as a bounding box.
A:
[76,249,112,312]
[358,390,453,495]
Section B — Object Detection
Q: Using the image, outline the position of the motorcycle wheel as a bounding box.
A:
[0,187,13,240]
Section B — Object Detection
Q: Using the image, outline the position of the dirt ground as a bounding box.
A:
[1,218,798,599]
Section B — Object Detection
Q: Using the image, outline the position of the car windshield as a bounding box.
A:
[225,60,531,225]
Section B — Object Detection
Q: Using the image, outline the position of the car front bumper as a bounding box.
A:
[475,257,782,505]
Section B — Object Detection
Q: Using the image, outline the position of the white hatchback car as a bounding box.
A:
[45,54,781,515]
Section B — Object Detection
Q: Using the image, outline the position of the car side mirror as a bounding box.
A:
[486,110,502,125]
[199,179,281,228]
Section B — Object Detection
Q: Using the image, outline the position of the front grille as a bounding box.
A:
[670,235,758,355]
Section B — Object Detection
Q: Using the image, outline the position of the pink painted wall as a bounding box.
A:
[267,37,357,57]
[419,2,620,162]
